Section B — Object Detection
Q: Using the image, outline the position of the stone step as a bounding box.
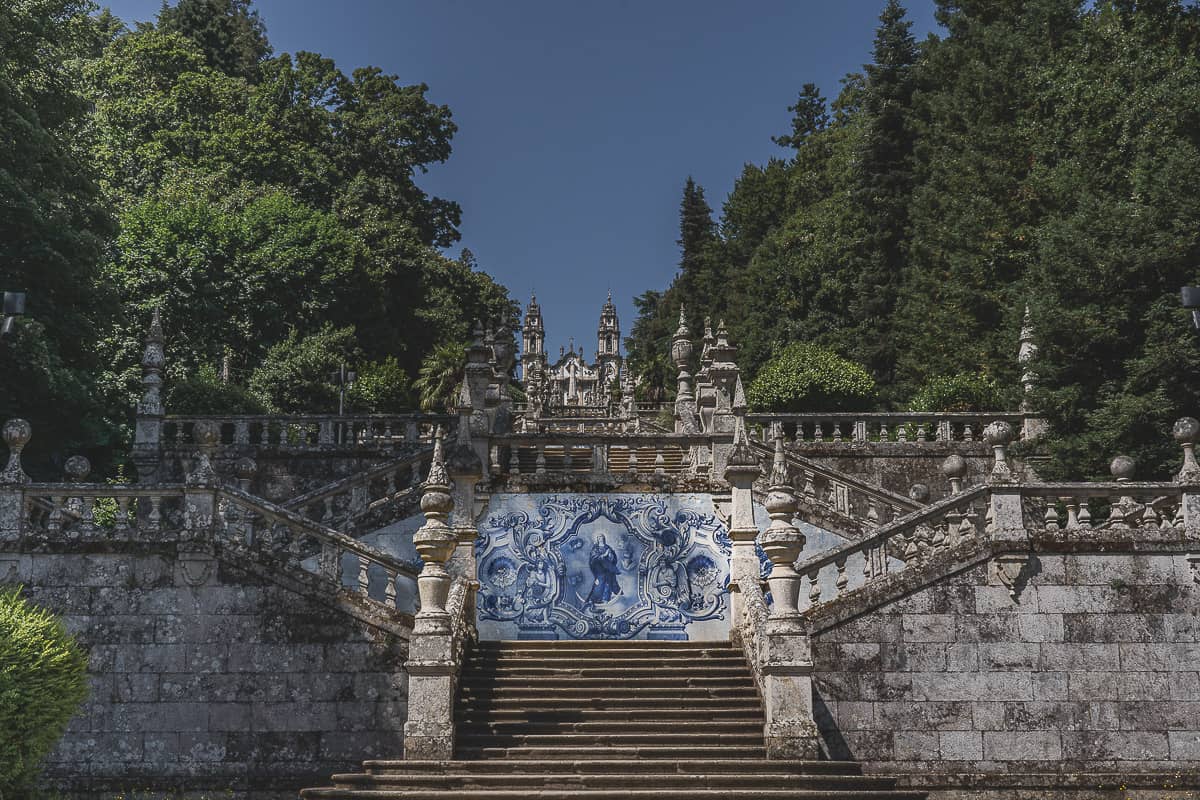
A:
[456,721,763,736]
[463,656,749,669]
[455,732,765,748]
[459,666,753,678]
[327,772,902,791]
[475,641,733,651]
[302,788,927,799]
[360,759,864,776]
[456,687,759,702]
[455,706,762,722]
[453,744,770,760]
[459,675,756,689]
[467,646,741,658]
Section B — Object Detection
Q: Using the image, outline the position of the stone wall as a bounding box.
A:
[810,550,1200,798]
[4,544,409,800]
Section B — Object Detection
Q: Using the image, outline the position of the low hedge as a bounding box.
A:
[747,343,876,412]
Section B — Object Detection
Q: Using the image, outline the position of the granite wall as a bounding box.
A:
[3,545,409,800]
[811,550,1200,799]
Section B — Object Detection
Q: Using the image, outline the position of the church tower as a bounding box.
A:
[521,293,545,382]
[596,292,622,394]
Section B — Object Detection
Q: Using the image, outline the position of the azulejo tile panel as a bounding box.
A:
[476,493,731,640]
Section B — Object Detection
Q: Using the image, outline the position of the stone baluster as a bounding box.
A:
[853,420,867,443]
[1,418,32,486]
[405,428,460,760]
[64,456,91,524]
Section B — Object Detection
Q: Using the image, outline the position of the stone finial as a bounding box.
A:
[414,428,457,630]
[761,432,805,622]
[64,455,90,483]
[1110,454,1136,483]
[0,419,31,484]
[909,483,930,503]
[983,420,1015,482]
[1174,417,1200,482]
[185,419,220,487]
[137,307,165,417]
[671,305,694,396]
[725,376,759,473]
[941,454,968,494]
[1018,305,1037,411]
[234,456,256,492]
[449,379,483,475]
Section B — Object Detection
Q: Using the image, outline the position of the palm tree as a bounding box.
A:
[414,342,466,412]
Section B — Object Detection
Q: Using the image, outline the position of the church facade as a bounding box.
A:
[520,293,624,408]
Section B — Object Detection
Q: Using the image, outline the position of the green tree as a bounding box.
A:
[414,341,467,413]
[0,587,89,795]
[248,324,359,413]
[157,0,271,81]
[772,83,829,151]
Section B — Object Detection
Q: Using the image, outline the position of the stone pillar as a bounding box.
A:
[133,308,165,485]
[404,430,460,760]
[671,306,699,434]
[757,431,820,759]
[0,419,31,542]
[984,420,1015,483]
[464,326,494,472]
[447,383,484,581]
[183,420,220,535]
[1174,418,1200,535]
[723,377,761,629]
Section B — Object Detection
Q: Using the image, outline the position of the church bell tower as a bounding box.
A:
[521,294,546,382]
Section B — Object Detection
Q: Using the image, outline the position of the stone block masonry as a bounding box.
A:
[4,546,408,800]
[811,552,1200,799]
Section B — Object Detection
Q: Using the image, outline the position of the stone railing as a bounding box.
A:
[219,486,420,606]
[162,413,449,451]
[793,480,1197,614]
[22,484,189,538]
[732,575,771,695]
[750,439,918,531]
[490,432,709,479]
[283,449,433,532]
[447,576,479,671]
[746,412,1035,445]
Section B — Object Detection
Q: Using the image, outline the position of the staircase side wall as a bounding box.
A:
[2,544,408,800]
[810,551,1200,798]
[796,445,995,501]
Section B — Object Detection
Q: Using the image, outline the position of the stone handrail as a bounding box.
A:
[447,576,479,668]
[162,413,451,451]
[746,411,1034,445]
[283,449,433,531]
[217,486,421,609]
[22,484,189,536]
[749,439,919,531]
[1018,482,1189,532]
[733,575,770,695]
[491,432,710,477]
[794,486,991,609]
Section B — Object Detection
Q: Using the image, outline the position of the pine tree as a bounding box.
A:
[158,0,271,81]
[772,83,829,151]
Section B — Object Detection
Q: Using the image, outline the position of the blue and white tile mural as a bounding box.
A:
[475,493,733,641]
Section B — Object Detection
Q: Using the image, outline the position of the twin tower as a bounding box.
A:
[520,293,624,408]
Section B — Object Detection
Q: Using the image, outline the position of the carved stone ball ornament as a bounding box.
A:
[1,418,32,483]
[64,455,91,483]
[983,420,1014,446]
[1110,454,1136,482]
[1174,416,1200,444]
[192,419,221,448]
[909,483,930,503]
[941,454,968,493]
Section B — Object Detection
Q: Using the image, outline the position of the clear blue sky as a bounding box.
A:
[102,0,940,357]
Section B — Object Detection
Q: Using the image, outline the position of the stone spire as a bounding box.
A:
[725,375,758,472]
[1018,306,1037,412]
[761,429,805,621]
[671,305,699,433]
[137,307,165,417]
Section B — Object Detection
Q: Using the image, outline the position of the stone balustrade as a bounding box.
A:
[22,484,189,537]
[218,486,420,609]
[283,450,432,531]
[162,413,450,452]
[491,432,710,478]
[746,411,1036,445]
[1021,482,1190,532]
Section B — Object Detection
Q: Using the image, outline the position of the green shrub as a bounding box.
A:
[249,324,360,413]
[747,343,876,412]
[166,365,267,415]
[346,357,413,413]
[908,373,1002,413]
[0,588,89,795]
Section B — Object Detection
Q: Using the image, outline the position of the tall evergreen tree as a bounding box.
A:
[157,0,271,81]
[772,83,829,151]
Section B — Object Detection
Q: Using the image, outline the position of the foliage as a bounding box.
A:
[414,342,467,413]
[907,373,1003,413]
[157,0,271,81]
[166,364,266,414]
[0,587,89,795]
[347,357,413,413]
[746,343,875,412]
[248,325,359,413]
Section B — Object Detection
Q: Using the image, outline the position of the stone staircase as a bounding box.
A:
[299,640,926,799]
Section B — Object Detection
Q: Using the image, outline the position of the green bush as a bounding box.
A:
[346,357,413,413]
[747,343,876,412]
[249,324,360,413]
[908,373,1002,413]
[0,588,89,795]
[166,365,267,415]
